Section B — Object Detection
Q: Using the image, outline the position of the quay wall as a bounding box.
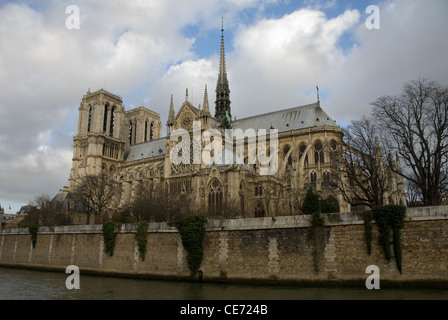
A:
[1,206,447,287]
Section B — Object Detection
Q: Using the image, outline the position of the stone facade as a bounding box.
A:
[65,28,406,218]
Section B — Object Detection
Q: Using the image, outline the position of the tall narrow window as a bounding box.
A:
[129,121,133,145]
[144,121,148,142]
[134,122,137,144]
[254,201,265,218]
[103,105,109,133]
[283,145,292,166]
[150,122,154,141]
[87,107,92,132]
[109,107,115,137]
[299,144,308,167]
[314,142,324,164]
[208,179,223,215]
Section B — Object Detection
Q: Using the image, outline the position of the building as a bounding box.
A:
[64,27,406,220]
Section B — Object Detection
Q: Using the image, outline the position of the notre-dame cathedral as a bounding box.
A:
[62,27,406,219]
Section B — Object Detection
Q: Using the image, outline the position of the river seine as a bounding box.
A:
[0,266,447,301]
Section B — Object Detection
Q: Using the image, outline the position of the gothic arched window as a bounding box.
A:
[283,145,292,166]
[254,200,265,218]
[299,144,308,167]
[129,121,133,145]
[144,121,148,142]
[314,142,324,164]
[208,179,223,215]
[87,107,92,133]
[103,104,109,133]
[109,107,115,137]
[150,122,154,141]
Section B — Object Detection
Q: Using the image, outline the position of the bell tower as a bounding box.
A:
[68,89,126,191]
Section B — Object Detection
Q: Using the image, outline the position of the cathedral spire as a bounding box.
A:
[215,18,231,129]
[203,84,210,116]
[167,94,175,125]
[218,18,227,85]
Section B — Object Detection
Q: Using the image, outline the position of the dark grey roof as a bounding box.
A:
[125,138,166,162]
[232,102,338,133]
[51,192,86,212]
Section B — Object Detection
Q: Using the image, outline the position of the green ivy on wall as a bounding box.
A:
[365,205,406,273]
[135,220,148,261]
[29,224,39,248]
[307,212,325,273]
[102,221,117,256]
[172,215,207,278]
[307,211,325,241]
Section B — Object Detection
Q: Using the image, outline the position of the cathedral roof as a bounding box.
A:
[232,102,338,133]
[124,138,166,162]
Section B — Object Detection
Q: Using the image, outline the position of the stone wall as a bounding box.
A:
[0,206,447,287]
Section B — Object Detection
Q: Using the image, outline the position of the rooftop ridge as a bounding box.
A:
[85,88,123,101]
[232,102,322,123]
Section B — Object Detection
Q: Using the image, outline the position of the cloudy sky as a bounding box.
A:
[1,0,447,213]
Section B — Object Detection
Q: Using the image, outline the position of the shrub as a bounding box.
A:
[172,215,207,277]
[372,205,406,273]
[29,224,39,248]
[102,221,117,256]
[135,220,148,261]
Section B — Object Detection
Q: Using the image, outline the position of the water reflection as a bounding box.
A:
[0,267,447,300]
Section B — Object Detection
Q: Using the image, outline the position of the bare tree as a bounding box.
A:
[372,78,448,206]
[32,193,52,210]
[131,182,189,222]
[74,173,120,224]
[335,116,391,209]
[19,193,72,227]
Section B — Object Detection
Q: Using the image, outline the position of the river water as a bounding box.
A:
[0,266,447,301]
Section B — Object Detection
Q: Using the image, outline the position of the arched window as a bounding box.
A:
[254,200,265,218]
[255,186,263,197]
[283,145,292,166]
[208,179,223,215]
[129,121,133,145]
[314,142,324,164]
[330,140,337,151]
[150,122,154,141]
[103,104,109,133]
[87,107,92,132]
[109,107,115,137]
[144,121,148,142]
[311,172,317,183]
[299,144,308,167]
[329,140,337,164]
